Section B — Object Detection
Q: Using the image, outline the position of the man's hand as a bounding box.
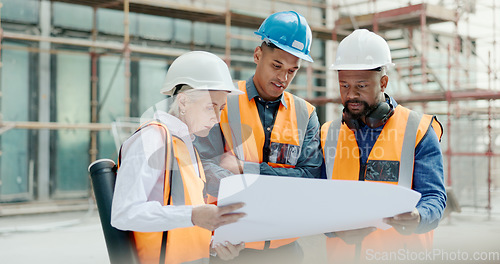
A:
[220,152,244,174]
[335,227,377,245]
[212,241,245,260]
[191,203,246,231]
[384,208,420,235]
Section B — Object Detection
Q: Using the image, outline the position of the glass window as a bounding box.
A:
[209,23,226,48]
[0,0,38,24]
[292,72,308,98]
[138,59,168,115]
[137,14,173,41]
[239,68,255,83]
[52,52,91,195]
[0,42,30,199]
[310,39,323,61]
[97,8,138,36]
[193,22,208,46]
[173,19,192,44]
[53,2,93,31]
[241,27,259,51]
[230,27,241,49]
[98,55,125,160]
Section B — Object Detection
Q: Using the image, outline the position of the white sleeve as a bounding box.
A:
[111,126,195,232]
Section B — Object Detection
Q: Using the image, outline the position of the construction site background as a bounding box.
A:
[0,0,499,262]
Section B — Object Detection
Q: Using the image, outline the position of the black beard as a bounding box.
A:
[343,100,378,120]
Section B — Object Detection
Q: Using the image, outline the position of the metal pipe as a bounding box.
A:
[447,151,500,157]
[90,6,99,163]
[494,0,498,91]
[0,121,112,131]
[307,0,312,23]
[228,34,259,42]
[123,0,131,118]
[408,28,415,92]
[2,31,123,50]
[1,31,186,57]
[420,5,428,87]
[487,51,492,218]
[272,0,327,8]
[0,2,3,68]
[307,63,313,99]
[446,44,452,187]
[305,89,500,105]
[453,3,461,91]
[224,0,231,66]
[372,0,378,33]
[0,1,3,157]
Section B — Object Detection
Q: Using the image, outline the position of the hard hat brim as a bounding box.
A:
[329,63,395,71]
[160,84,244,96]
[159,51,243,96]
[266,38,314,63]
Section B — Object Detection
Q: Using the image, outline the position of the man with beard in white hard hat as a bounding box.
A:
[320,29,447,263]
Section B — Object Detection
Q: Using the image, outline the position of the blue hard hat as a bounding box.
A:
[255,11,313,62]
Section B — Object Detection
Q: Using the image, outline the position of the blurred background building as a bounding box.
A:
[0,0,498,217]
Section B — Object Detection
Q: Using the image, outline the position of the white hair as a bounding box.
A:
[380,66,387,76]
[168,85,208,117]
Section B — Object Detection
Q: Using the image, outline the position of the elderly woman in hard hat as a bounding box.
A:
[111,51,246,264]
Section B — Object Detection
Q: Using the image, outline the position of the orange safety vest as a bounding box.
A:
[219,80,315,250]
[119,121,211,264]
[320,105,443,263]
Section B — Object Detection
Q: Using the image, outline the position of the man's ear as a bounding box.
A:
[380,75,389,92]
[254,46,262,64]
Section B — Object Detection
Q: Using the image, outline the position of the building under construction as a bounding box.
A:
[0,0,498,216]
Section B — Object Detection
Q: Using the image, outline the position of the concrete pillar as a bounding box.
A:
[37,0,51,200]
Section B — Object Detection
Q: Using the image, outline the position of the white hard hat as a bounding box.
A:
[330,29,395,71]
[161,51,243,96]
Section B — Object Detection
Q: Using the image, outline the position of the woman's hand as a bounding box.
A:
[191,203,246,231]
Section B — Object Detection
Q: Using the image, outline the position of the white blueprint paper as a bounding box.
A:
[212,174,421,245]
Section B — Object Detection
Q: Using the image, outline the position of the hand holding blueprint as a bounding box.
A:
[212,174,421,245]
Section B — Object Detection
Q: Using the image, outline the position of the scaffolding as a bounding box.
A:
[0,0,335,208]
[0,0,498,213]
[324,0,500,215]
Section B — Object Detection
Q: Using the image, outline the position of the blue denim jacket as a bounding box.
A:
[352,97,446,233]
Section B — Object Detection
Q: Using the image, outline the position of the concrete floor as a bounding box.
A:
[1,191,499,264]
[0,209,108,264]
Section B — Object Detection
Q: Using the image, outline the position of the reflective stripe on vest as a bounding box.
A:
[320,106,442,260]
[226,93,245,160]
[399,110,421,187]
[222,80,314,168]
[321,105,439,188]
[220,80,314,249]
[122,121,210,264]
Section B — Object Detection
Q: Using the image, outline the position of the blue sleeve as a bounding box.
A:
[413,125,447,234]
[259,110,324,179]
[320,159,327,179]
[193,124,234,198]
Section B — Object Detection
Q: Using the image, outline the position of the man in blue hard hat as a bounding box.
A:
[194,10,323,264]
